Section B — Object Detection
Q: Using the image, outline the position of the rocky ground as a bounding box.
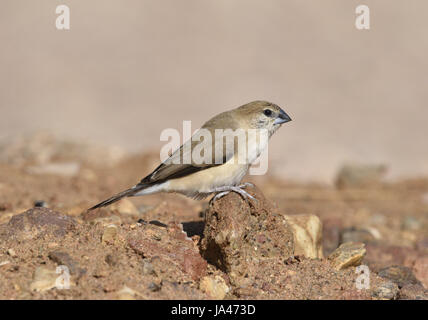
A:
[0,133,427,300]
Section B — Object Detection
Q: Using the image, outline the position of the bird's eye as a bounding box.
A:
[263,109,272,117]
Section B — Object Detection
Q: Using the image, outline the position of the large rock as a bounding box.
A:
[1,207,76,240]
[200,186,294,284]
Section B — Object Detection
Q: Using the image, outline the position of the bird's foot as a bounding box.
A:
[209,184,257,205]
[238,182,255,189]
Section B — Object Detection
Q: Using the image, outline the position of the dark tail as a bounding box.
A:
[87,184,146,211]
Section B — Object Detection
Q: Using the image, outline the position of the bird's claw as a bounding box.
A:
[209,184,258,206]
[239,182,255,189]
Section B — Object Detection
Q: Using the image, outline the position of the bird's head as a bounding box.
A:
[235,100,292,135]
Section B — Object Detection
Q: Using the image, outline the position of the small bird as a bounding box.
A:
[88,100,291,211]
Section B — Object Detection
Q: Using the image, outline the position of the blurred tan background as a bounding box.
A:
[0,0,427,182]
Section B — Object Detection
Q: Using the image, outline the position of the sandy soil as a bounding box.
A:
[0,136,426,300]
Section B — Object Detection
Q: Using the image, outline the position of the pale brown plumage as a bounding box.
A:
[88,100,291,211]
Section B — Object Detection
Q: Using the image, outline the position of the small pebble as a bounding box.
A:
[199,276,230,300]
[148,282,161,292]
[371,281,399,300]
[0,260,11,267]
[142,260,155,275]
[102,224,118,244]
[7,248,17,257]
[328,242,366,270]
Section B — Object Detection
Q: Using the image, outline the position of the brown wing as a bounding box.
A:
[140,111,240,185]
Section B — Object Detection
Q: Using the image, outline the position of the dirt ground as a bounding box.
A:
[0,135,427,300]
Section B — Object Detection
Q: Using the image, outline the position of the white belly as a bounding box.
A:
[166,157,249,196]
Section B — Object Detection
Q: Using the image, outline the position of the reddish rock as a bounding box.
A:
[2,207,76,239]
[200,186,294,285]
[128,224,207,281]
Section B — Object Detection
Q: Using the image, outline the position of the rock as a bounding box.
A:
[142,260,155,275]
[128,224,207,281]
[116,285,143,300]
[199,276,230,300]
[7,248,17,257]
[110,198,139,216]
[148,282,162,292]
[328,242,366,270]
[399,284,428,300]
[335,164,387,188]
[30,266,71,292]
[371,281,399,300]
[105,254,118,267]
[284,214,323,259]
[201,186,294,285]
[340,227,377,244]
[3,207,76,239]
[0,212,15,224]
[49,251,83,276]
[378,266,422,288]
[0,260,10,268]
[27,162,81,177]
[102,224,118,244]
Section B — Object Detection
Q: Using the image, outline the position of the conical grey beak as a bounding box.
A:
[274,109,292,125]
